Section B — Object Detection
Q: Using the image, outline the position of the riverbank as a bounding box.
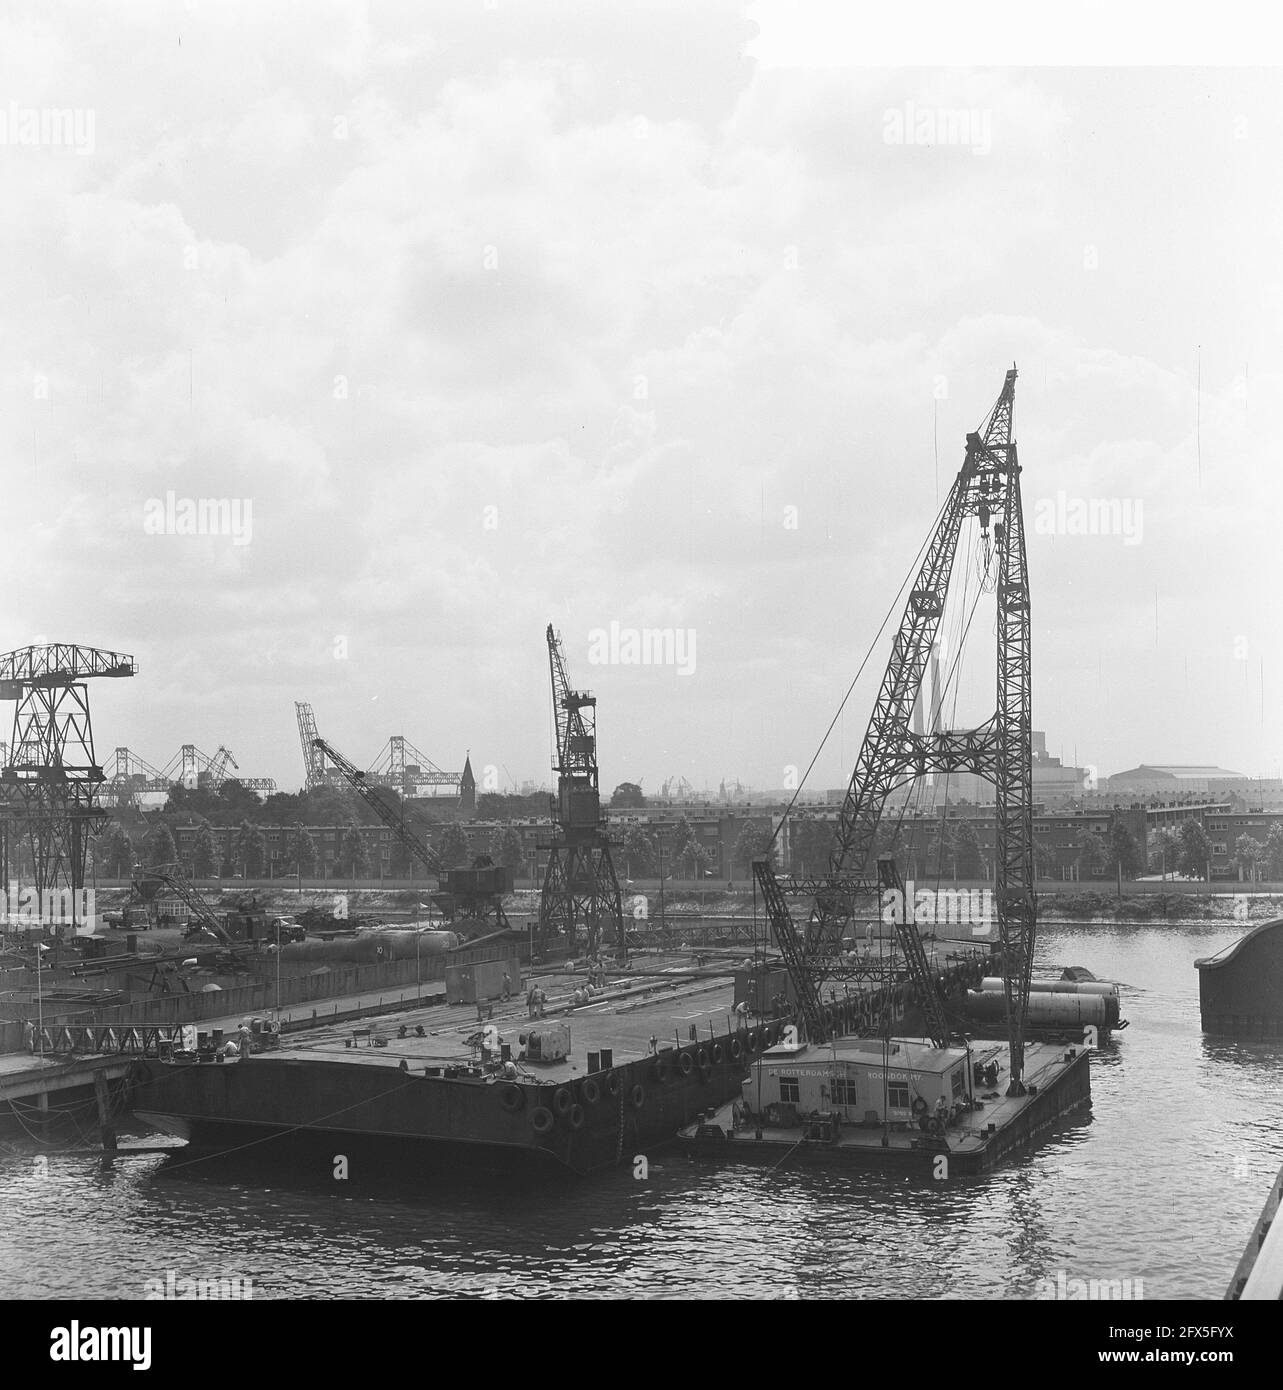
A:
[79,881,1283,927]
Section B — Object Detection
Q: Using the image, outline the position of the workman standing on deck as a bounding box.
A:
[935,1094,949,1128]
[237,1022,252,1059]
[501,972,511,1001]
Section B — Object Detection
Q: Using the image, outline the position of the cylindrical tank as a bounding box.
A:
[980,976,1119,998]
[977,976,1120,1026]
[965,989,1110,1028]
[279,930,459,964]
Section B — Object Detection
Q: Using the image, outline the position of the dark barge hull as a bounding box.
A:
[1196,918,1283,1037]
[132,1024,769,1177]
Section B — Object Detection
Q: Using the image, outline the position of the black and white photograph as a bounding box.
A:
[1,0,1281,1338]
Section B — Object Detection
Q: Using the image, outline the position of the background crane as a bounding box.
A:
[537,624,623,961]
[295,702,338,790]
[754,367,1037,1092]
[313,736,509,935]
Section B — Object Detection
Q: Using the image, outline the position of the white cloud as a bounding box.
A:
[0,10,1279,788]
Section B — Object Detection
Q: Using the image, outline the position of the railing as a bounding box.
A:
[27,1023,184,1057]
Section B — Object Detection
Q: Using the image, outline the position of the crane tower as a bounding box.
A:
[0,644,136,928]
[754,367,1037,1092]
[537,625,623,960]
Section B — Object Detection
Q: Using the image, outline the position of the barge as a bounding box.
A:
[679,1032,1092,1174]
[1196,919,1283,1037]
[130,966,773,1177]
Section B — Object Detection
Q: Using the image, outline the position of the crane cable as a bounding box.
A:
[767,490,955,853]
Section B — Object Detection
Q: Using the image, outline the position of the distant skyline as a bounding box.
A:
[3,5,1281,795]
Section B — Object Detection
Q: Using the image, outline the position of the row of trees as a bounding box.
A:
[1148,820,1283,882]
[617,815,727,879]
[786,815,1150,882]
[86,805,1281,886]
[92,816,529,881]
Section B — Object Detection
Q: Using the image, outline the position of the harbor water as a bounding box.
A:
[3,920,1281,1300]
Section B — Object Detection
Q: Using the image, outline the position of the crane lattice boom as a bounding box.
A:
[755,366,1036,1089]
[311,737,442,873]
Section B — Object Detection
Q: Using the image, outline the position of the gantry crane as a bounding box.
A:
[0,644,136,921]
[538,625,623,960]
[312,736,509,933]
[367,735,460,795]
[159,744,276,794]
[754,367,1037,1093]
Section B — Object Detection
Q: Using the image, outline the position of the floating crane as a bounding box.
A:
[754,367,1037,1093]
[538,625,623,960]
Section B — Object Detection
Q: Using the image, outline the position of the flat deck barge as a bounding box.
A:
[132,964,767,1176]
[678,1035,1091,1175]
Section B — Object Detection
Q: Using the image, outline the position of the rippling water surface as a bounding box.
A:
[3,922,1281,1300]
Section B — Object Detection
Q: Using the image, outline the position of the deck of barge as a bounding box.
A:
[678,1039,1092,1174]
[260,963,745,1084]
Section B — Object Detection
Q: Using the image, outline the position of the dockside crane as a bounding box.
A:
[296,702,337,790]
[538,625,624,961]
[127,862,233,944]
[313,737,441,870]
[0,643,136,919]
[754,367,1037,1093]
[312,736,510,934]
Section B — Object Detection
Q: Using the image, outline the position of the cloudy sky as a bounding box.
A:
[3,2,1281,798]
